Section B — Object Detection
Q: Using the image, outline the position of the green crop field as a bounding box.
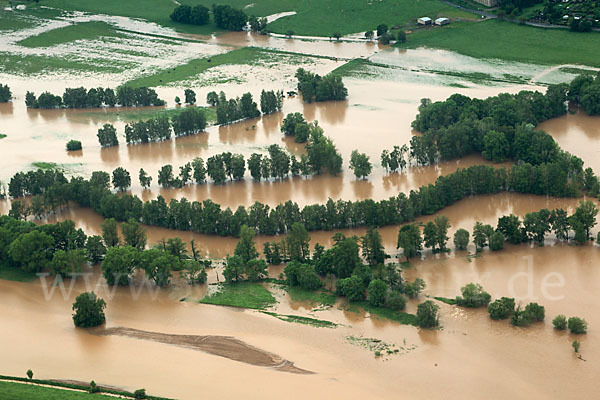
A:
[0,381,115,399]
[0,52,134,75]
[401,19,600,67]
[0,10,35,31]
[18,21,124,48]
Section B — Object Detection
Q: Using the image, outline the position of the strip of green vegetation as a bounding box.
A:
[18,21,124,48]
[0,134,7,139]
[81,106,217,124]
[0,381,115,400]
[0,375,172,400]
[286,286,337,307]
[344,301,418,326]
[401,19,600,67]
[0,264,37,282]
[199,282,277,310]
[123,47,292,87]
[262,311,339,328]
[264,0,476,36]
[32,162,58,170]
[346,336,406,358]
[0,10,34,31]
[0,52,133,75]
[434,296,457,305]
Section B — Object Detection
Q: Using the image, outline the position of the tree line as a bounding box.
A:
[97,107,207,147]
[25,86,164,109]
[0,83,11,102]
[295,68,348,103]
[0,214,210,287]
[209,90,282,125]
[568,74,600,116]
[397,201,598,263]
[170,4,248,31]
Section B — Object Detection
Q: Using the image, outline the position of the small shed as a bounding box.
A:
[434,17,450,26]
[417,17,432,25]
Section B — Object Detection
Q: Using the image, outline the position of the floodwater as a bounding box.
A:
[2,13,600,400]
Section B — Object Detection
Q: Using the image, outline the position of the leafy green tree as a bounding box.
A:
[121,218,146,250]
[488,297,515,320]
[100,218,119,247]
[26,370,33,380]
[102,246,138,285]
[234,225,259,264]
[184,89,196,104]
[285,261,321,289]
[332,237,361,278]
[85,235,106,264]
[281,112,306,137]
[190,5,210,25]
[497,214,525,244]
[112,167,131,191]
[139,168,152,188]
[552,314,567,330]
[397,224,422,261]
[212,4,247,31]
[571,200,598,240]
[165,237,187,260]
[473,222,488,251]
[384,289,407,310]
[453,228,469,250]
[97,124,118,147]
[192,157,207,183]
[240,92,261,118]
[223,255,244,282]
[336,275,366,301]
[423,221,437,251]
[434,215,450,251]
[50,249,86,276]
[482,130,510,162]
[141,250,175,287]
[364,30,374,40]
[184,260,207,284]
[248,153,262,181]
[456,283,491,307]
[206,91,219,106]
[396,30,406,43]
[361,228,388,266]
[489,231,505,251]
[245,259,268,282]
[158,165,175,188]
[416,300,439,328]
[287,222,310,262]
[0,83,11,102]
[8,230,54,273]
[368,279,387,307]
[90,171,110,189]
[525,302,545,321]
[376,23,388,36]
[568,317,588,334]
[349,150,372,179]
[72,292,106,327]
[510,306,532,327]
[404,278,425,298]
[66,140,82,151]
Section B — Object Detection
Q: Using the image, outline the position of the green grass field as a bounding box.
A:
[200,282,277,310]
[18,21,124,48]
[345,301,418,325]
[81,106,217,124]
[0,264,37,282]
[401,19,600,67]
[0,52,133,75]
[123,47,287,87]
[286,286,337,307]
[0,10,34,31]
[0,381,115,399]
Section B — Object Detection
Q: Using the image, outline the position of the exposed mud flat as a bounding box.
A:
[91,326,313,374]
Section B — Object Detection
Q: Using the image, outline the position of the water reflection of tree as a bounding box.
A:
[302,99,348,125]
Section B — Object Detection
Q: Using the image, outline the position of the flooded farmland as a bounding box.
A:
[1,6,599,400]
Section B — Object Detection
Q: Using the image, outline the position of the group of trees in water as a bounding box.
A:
[568,74,600,116]
[209,90,282,125]
[364,24,406,45]
[170,4,248,31]
[295,68,348,103]
[25,86,164,109]
[0,83,11,102]
[397,201,598,263]
[96,108,207,147]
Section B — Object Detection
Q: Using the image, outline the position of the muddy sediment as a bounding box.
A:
[91,326,313,375]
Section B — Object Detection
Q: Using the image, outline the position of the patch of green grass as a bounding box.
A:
[343,301,418,325]
[401,19,600,67]
[434,296,457,305]
[262,311,339,328]
[81,106,217,124]
[0,52,133,75]
[0,10,35,31]
[18,21,124,48]
[0,381,115,399]
[0,264,37,282]
[286,286,337,307]
[199,282,277,310]
[32,162,58,170]
[123,47,306,88]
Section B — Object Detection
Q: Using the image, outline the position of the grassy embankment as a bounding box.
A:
[400,19,600,67]
[17,21,124,48]
[200,282,277,309]
[0,376,172,400]
[41,0,476,36]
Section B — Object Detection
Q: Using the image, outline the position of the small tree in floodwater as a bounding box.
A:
[26,369,33,380]
[72,292,106,328]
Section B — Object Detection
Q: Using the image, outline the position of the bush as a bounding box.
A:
[384,289,407,311]
[134,388,146,399]
[524,302,545,321]
[26,369,33,380]
[404,278,425,298]
[488,297,515,320]
[455,283,491,308]
[489,231,505,251]
[89,381,100,393]
[416,300,439,328]
[572,340,580,353]
[336,275,365,301]
[72,292,106,327]
[453,228,469,250]
[552,314,567,330]
[66,140,82,151]
[510,306,532,327]
[568,317,588,334]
